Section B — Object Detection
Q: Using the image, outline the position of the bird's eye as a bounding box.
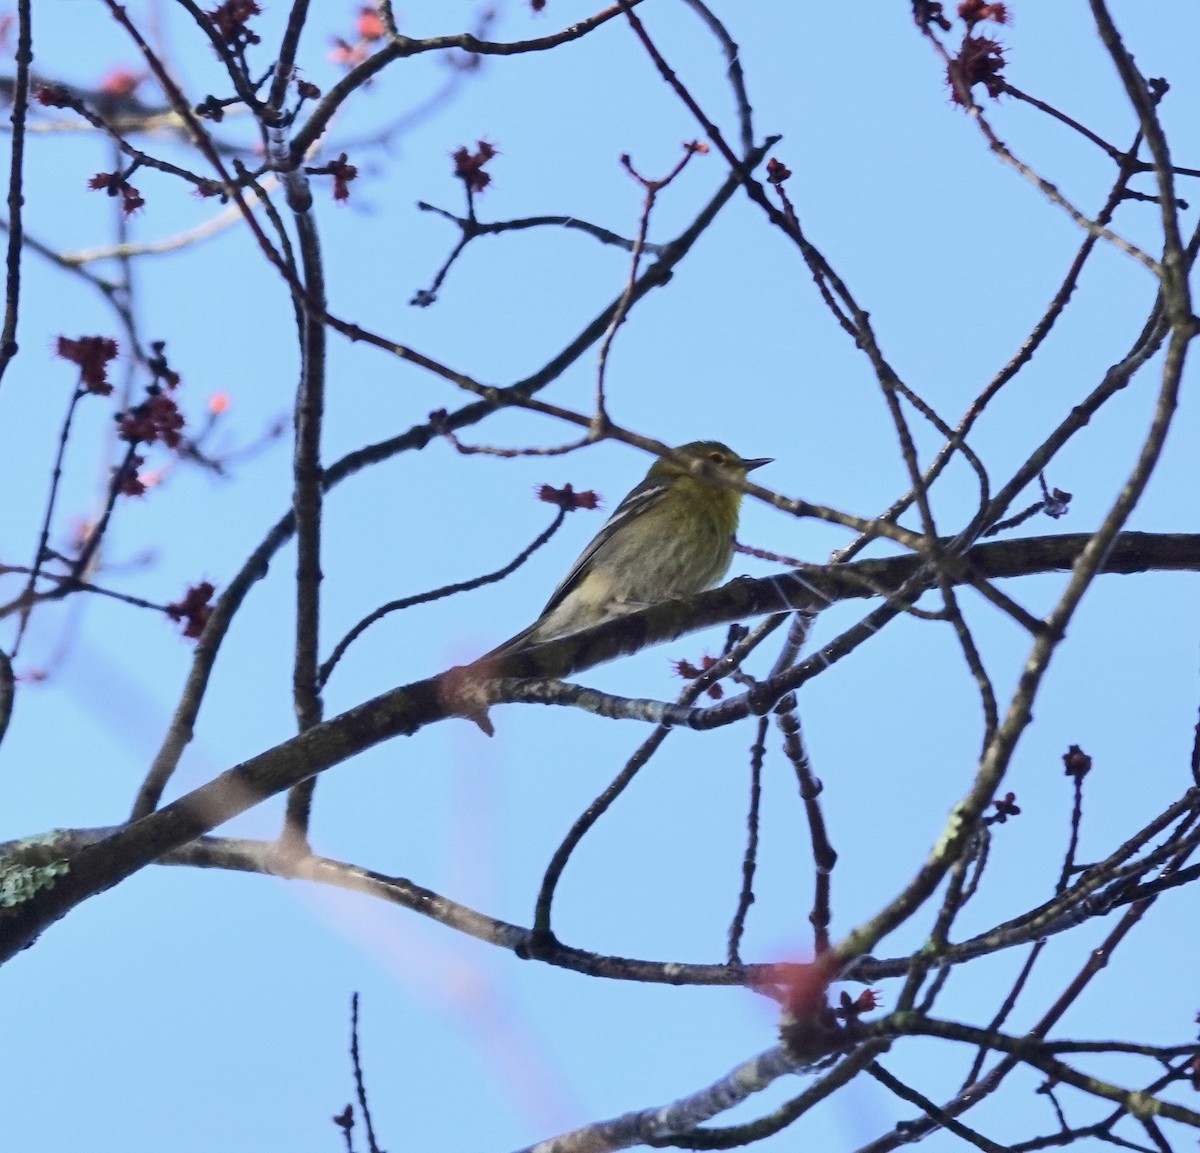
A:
[708,451,724,463]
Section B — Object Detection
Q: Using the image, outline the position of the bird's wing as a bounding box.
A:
[537,479,667,617]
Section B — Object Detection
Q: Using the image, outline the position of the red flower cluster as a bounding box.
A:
[119,389,185,448]
[536,483,600,512]
[206,0,261,48]
[57,335,119,394]
[673,654,725,699]
[958,0,1008,26]
[834,989,881,1023]
[358,5,385,41]
[674,655,719,678]
[35,83,72,108]
[88,170,145,217]
[948,34,1007,104]
[167,581,216,640]
[305,153,358,201]
[916,1,1006,31]
[453,140,499,194]
[759,959,832,1017]
[330,5,386,67]
[329,39,368,69]
[766,157,792,185]
[328,153,357,202]
[99,67,143,99]
[115,453,147,497]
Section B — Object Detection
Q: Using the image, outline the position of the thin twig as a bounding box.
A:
[349,993,383,1153]
[0,0,32,392]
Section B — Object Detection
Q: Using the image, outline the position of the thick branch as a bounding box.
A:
[3,531,1198,962]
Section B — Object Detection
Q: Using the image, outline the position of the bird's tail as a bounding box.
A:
[477,619,549,664]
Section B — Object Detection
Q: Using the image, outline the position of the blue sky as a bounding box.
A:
[2,3,1198,1150]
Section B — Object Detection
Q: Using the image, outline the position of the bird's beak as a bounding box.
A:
[743,457,773,472]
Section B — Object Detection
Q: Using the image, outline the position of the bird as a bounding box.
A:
[484,440,772,659]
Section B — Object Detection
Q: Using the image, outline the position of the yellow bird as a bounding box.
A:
[487,440,771,657]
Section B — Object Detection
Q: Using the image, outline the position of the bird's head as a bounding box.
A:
[649,440,773,486]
